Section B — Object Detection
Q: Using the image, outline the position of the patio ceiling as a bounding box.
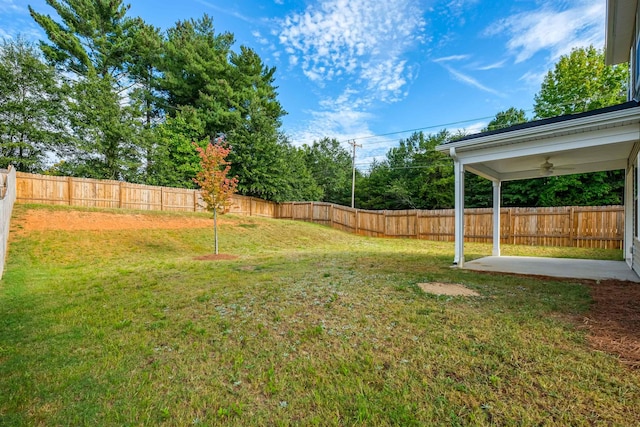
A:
[437,102,640,181]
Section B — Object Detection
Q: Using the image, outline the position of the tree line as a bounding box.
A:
[0,0,629,208]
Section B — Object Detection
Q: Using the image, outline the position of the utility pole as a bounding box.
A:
[349,139,362,208]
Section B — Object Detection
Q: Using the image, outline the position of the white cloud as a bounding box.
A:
[443,0,480,17]
[520,70,548,87]
[461,121,486,135]
[474,60,505,71]
[433,54,471,63]
[278,0,426,105]
[445,121,487,138]
[0,0,24,13]
[486,0,604,63]
[0,0,46,42]
[288,107,375,147]
[0,20,44,42]
[194,0,256,24]
[442,65,501,95]
[287,106,398,171]
[252,30,269,45]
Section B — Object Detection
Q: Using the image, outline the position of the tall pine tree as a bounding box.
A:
[29,0,148,180]
[0,36,69,172]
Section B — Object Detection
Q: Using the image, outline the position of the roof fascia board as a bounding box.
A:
[454,123,640,164]
[436,107,640,154]
[606,0,616,64]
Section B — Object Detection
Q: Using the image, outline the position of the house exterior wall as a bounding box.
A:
[634,238,640,274]
[632,147,640,276]
[633,3,640,100]
[626,3,640,277]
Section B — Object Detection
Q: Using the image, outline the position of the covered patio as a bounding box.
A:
[436,101,640,282]
[464,256,640,282]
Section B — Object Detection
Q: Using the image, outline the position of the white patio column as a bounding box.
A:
[492,180,501,257]
[453,157,465,266]
[624,165,633,267]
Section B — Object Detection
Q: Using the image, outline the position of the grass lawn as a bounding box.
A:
[0,204,637,426]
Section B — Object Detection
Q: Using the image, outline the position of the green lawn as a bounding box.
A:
[0,205,637,426]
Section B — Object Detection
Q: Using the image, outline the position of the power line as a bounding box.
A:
[356,161,452,169]
[329,95,619,149]
[348,139,362,208]
[335,109,536,147]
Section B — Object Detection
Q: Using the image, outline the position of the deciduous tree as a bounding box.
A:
[302,138,352,205]
[534,46,627,118]
[359,131,454,210]
[528,46,628,206]
[466,107,529,207]
[485,107,527,132]
[193,136,238,255]
[145,107,206,188]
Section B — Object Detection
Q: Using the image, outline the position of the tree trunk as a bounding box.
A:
[214,208,219,255]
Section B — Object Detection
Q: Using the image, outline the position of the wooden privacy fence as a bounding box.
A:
[15,172,623,249]
[277,202,624,250]
[1,167,17,279]
[15,172,277,217]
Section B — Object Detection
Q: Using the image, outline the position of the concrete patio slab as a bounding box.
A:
[463,256,640,283]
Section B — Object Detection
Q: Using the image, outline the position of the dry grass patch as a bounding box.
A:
[418,282,480,296]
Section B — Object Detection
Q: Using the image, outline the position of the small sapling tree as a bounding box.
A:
[193,135,239,254]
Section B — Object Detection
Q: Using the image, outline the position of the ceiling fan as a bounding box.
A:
[539,157,574,176]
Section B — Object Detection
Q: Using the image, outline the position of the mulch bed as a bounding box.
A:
[582,280,640,369]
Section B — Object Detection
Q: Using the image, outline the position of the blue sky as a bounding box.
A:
[1,0,606,169]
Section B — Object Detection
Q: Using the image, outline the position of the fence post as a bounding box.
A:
[118,182,123,209]
[383,210,388,237]
[569,207,575,247]
[330,204,334,228]
[355,208,359,235]
[67,176,73,206]
[509,208,515,245]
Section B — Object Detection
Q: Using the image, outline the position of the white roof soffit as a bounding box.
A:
[606,0,636,65]
[436,106,640,154]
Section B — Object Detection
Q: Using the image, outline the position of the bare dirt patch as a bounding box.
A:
[418,282,480,296]
[193,254,239,261]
